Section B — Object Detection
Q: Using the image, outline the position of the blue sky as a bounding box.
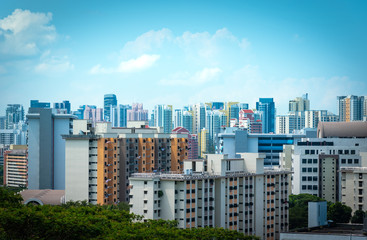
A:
[0,0,366,115]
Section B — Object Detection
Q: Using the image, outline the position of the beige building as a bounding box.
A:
[129,153,291,240]
[3,145,27,187]
[340,165,367,212]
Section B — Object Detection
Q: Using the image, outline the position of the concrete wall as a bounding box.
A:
[65,139,89,202]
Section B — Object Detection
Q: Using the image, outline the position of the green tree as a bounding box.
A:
[351,210,365,223]
[0,186,23,208]
[328,202,352,223]
[0,187,259,240]
[288,194,325,229]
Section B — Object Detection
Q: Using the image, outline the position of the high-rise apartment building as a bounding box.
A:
[192,103,206,134]
[127,103,148,121]
[104,94,117,122]
[3,145,27,187]
[27,107,76,190]
[256,98,275,133]
[64,120,189,204]
[54,100,71,114]
[5,104,24,129]
[172,127,199,160]
[304,110,339,129]
[337,95,365,122]
[174,109,183,129]
[129,153,290,240]
[111,104,129,127]
[0,116,6,129]
[154,105,173,133]
[276,112,305,134]
[289,94,310,112]
[239,109,262,133]
[206,110,226,153]
[182,111,193,134]
[199,128,209,157]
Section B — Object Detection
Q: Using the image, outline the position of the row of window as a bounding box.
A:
[302,167,318,173]
[302,185,318,190]
[302,176,318,181]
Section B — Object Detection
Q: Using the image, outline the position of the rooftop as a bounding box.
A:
[317,121,367,138]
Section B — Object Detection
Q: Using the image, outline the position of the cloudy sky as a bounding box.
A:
[0,0,366,115]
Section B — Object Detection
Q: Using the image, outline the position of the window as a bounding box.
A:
[351,150,356,154]
[308,176,312,181]
[302,168,307,172]
[302,159,307,164]
[302,176,307,181]
[302,185,306,190]
[310,150,315,154]
[308,168,312,172]
[354,159,359,164]
[305,150,310,154]
[313,159,318,164]
[341,159,346,164]
[308,159,312,164]
[348,159,353,164]
[313,168,318,173]
[313,176,318,181]
[345,150,349,154]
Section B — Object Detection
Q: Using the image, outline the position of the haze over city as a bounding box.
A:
[1,0,367,114]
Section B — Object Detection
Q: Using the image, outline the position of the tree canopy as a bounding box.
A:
[0,187,258,240]
[289,194,353,229]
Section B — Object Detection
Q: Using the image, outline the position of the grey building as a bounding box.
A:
[27,108,76,190]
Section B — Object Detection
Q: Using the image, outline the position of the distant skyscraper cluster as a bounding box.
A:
[1,93,367,240]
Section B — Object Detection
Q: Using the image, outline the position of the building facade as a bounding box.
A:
[104,94,117,122]
[3,145,27,187]
[64,120,189,204]
[129,153,291,240]
[256,98,275,133]
[27,108,76,190]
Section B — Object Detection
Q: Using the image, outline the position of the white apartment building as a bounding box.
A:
[281,122,367,203]
[340,163,367,212]
[129,153,291,240]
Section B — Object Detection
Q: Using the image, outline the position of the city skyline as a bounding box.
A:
[1,1,367,115]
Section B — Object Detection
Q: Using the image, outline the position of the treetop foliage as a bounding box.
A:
[0,187,258,240]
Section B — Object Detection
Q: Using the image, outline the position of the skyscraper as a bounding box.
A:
[104,94,117,122]
[289,94,310,112]
[256,98,275,133]
[193,103,206,134]
[154,105,173,133]
[337,95,365,122]
[174,109,183,129]
[127,103,148,121]
[117,104,129,127]
[182,111,193,134]
[27,107,76,190]
[5,104,24,129]
[206,110,226,153]
[54,100,71,114]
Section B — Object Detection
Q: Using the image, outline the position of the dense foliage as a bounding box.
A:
[289,194,353,229]
[0,187,258,240]
[351,210,366,224]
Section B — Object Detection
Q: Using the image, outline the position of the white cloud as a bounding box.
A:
[90,54,160,74]
[35,55,74,73]
[0,9,56,56]
[159,67,222,86]
[118,54,160,73]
